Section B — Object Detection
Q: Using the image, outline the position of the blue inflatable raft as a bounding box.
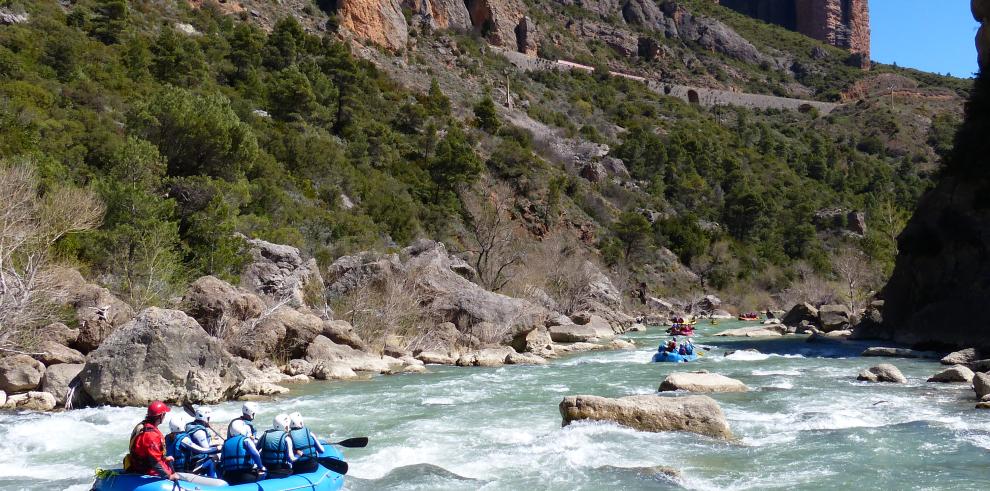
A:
[91,446,345,491]
[652,351,698,363]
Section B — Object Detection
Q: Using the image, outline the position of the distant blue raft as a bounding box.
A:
[91,446,345,491]
[651,351,698,363]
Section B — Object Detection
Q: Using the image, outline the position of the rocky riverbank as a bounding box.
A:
[0,238,644,411]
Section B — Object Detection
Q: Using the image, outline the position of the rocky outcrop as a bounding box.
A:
[2,391,56,411]
[403,0,472,31]
[658,372,748,393]
[240,237,324,309]
[818,304,851,332]
[182,276,265,334]
[978,1,989,70]
[928,365,975,383]
[464,0,529,49]
[941,348,983,366]
[781,303,819,327]
[0,355,45,392]
[857,364,907,384]
[510,326,554,356]
[559,394,732,439]
[52,268,134,353]
[33,341,85,365]
[338,0,409,51]
[79,308,244,406]
[305,335,396,374]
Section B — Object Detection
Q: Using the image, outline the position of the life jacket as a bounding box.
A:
[166,430,194,472]
[289,428,318,462]
[123,422,156,472]
[259,429,289,468]
[221,435,252,473]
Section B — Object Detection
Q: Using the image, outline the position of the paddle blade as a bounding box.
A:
[181,401,197,417]
[332,437,369,448]
[317,456,349,475]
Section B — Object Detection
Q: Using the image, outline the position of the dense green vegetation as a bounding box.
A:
[1,0,493,306]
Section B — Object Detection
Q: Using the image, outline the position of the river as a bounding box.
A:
[1,321,988,490]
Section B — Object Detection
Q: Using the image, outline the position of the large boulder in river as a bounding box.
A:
[818,304,852,332]
[861,347,939,359]
[182,275,265,334]
[781,303,819,327]
[548,323,609,342]
[455,347,516,367]
[510,326,554,356]
[0,355,45,392]
[928,365,975,383]
[690,295,722,316]
[559,394,732,439]
[659,372,748,393]
[3,391,56,411]
[80,308,244,406]
[41,363,84,406]
[857,364,907,383]
[974,372,990,399]
[240,237,324,309]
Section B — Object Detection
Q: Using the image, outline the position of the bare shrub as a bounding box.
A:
[332,267,437,355]
[0,162,104,349]
[510,230,596,315]
[461,183,526,292]
[779,264,839,307]
[832,245,880,312]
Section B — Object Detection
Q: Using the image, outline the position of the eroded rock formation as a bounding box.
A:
[338,0,409,51]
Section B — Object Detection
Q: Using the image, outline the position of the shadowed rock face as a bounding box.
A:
[878,2,987,350]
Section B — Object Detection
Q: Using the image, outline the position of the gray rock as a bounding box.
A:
[548,323,607,342]
[5,391,56,411]
[861,347,940,359]
[80,308,244,406]
[941,348,981,365]
[321,320,370,351]
[41,363,84,406]
[580,161,608,182]
[0,390,5,407]
[713,326,784,337]
[403,0,472,31]
[782,303,819,327]
[41,322,79,347]
[455,347,515,367]
[305,335,393,373]
[819,304,852,332]
[51,268,134,353]
[510,326,554,356]
[32,341,85,366]
[240,237,324,309]
[182,275,265,334]
[928,365,975,383]
[691,295,722,315]
[415,351,457,365]
[857,364,907,383]
[311,363,358,381]
[505,351,548,365]
[659,372,748,393]
[975,373,990,400]
[559,394,732,439]
[285,359,313,377]
[0,355,46,392]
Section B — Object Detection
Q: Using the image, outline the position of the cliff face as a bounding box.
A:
[338,0,409,51]
[718,0,870,67]
[879,1,988,350]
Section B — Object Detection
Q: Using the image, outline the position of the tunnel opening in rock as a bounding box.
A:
[687,89,700,104]
[515,18,528,54]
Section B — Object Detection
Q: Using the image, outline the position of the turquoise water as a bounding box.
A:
[1,321,989,490]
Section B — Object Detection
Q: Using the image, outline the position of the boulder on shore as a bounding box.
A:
[658,372,748,393]
[41,363,84,406]
[861,347,940,359]
[781,303,819,327]
[181,275,266,333]
[0,354,46,392]
[818,304,852,332]
[857,364,907,383]
[240,237,325,309]
[51,268,134,353]
[559,394,732,439]
[548,323,611,342]
[305,335,394,373]
[974,372,990,399]
[2,391,56,411]
[941,348,982,365]
[80,308,244,406]
[928,365,975,383]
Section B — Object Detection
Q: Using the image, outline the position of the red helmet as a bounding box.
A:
[147,401,170,418]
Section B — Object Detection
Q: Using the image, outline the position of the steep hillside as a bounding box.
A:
[0,0,970,334]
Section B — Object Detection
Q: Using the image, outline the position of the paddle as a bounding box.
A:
[327,437,369,448]
[316,456,349,475]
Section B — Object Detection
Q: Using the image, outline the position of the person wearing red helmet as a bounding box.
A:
[123,401,178,481]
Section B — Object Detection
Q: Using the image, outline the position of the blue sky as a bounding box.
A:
[871,0,979,78]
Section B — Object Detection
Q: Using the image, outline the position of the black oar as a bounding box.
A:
[327,437,368,448]
[316,456,349,475]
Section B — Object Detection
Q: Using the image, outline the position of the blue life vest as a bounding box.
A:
[166,431,193,472]
[221,435,252,473]
[289,428,318,463]
[259,430,289,468]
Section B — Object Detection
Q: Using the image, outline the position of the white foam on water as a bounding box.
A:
[751,369,801,376]
[543,384,570,393]
[722,351,770,361]
[422,397,456,405]
[764,380,794,389]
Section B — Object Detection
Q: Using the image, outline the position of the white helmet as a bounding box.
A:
[229,419,250,437]
[168,415,187,433]
[195,407,212,423]
[242,401,259,419]
[273,413,290,432]
[288,412,304,429]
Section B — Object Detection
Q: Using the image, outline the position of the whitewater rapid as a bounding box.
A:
[2,322,989,490]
